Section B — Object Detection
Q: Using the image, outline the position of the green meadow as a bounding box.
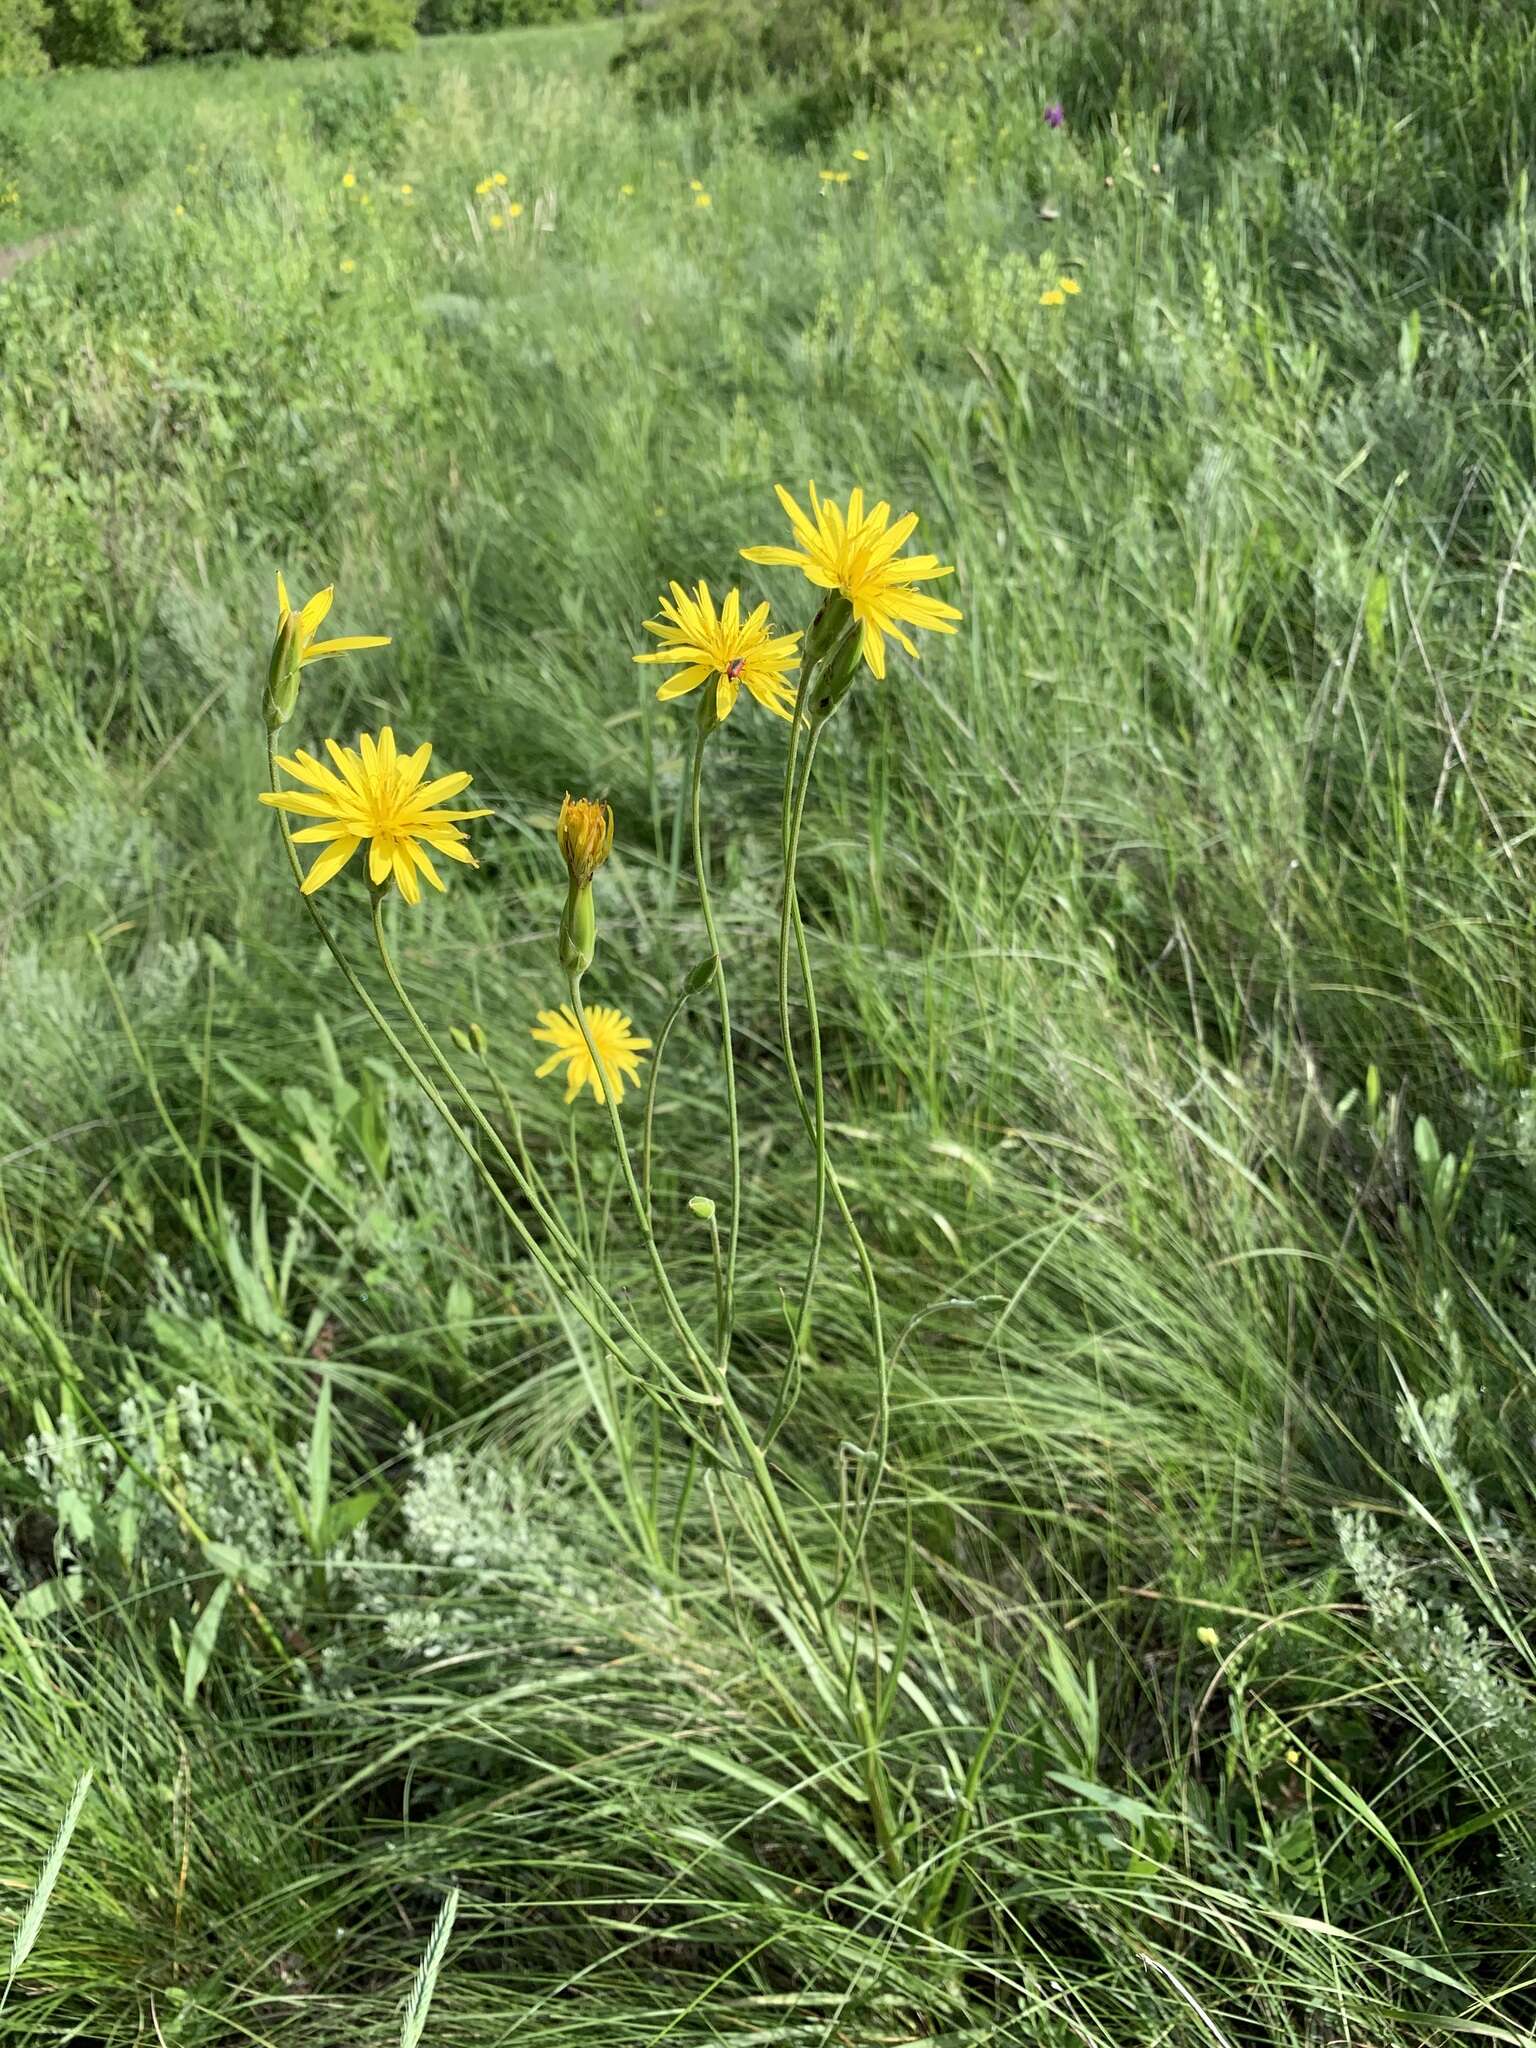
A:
[4,3,1536,2040]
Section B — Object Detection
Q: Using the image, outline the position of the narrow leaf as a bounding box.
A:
[183,1577,233,1708]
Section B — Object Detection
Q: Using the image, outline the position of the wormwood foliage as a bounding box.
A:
[5,2,1536,2043]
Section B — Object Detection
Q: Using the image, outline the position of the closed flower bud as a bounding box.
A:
[556,794,614,887]
[808,622,864,721]
[559,879,598,977]
[801,590,855,675]
[688,1196,716,1220]
[262,608,303,732]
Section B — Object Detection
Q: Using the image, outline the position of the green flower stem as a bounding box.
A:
[688,718,742,1366]
[265,742,707,1418]
[567,970,717,1385]
[641,986,692,1225]
[777,711,830,1366]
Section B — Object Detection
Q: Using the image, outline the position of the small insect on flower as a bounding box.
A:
[635,582,800,722]
[260,727,491,905]
[532,1003,651,1107]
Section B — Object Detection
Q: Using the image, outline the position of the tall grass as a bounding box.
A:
[3,2,1536,2041]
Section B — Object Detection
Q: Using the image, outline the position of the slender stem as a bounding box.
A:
[641,987,691,1225]
[566,972,717,1384]
[688,719,742,1365]
[778,716,830,1363]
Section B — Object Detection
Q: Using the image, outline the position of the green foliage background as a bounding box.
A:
[4,0,1536,2041]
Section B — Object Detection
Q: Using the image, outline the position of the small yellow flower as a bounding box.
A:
[635,582,800,722]
[689,178,704,192]
[1058,275,1081,295]
[532,1004,651,1107]
[173,204,186,218]
[489,214,504,231]
[399,182,413,196]
[1039,288,1065,306]
[260,726,491,905]
[1196,1626,1220,1650]
[492,171,508,187]
[475,177,493,197]
[556,794,614,887]
[339,258,356,274]
[508,201,524,219]
[694,192,711,208]
[818,169,837,182]
[273,574,390,671]
[342,170,356,189]
[620,183,635,197]
[852,148,870,162]
[741,485,962,681]
[1285,1748,1300,1767]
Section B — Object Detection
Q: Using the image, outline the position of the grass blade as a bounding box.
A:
[5,1767,93,1993]
[400,1886,459,2048]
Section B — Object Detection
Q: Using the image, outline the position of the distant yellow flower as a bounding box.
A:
[492,172,508,187]
[173,204,186,218]
[694,192,712,208]
[342,170,357,189]
[489,214,505,230]
[742,485,962,681]
[620,183,635,197]
[556,794,614,887]
[1039,287,1065,306]
[508,201,524,219]
[532,1003,651,1106]
[818,169,837,182]
[635,581,800,722]
[1058,276,1081,295]
[339,258,356,274]
[474,177,493,197]
[260,726,491,905]
[689,178,704,192]
[852,148,870,162]
[399,182,413,196]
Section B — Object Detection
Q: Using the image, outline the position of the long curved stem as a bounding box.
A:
[688,720,742,1366]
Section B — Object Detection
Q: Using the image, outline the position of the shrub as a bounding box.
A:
[178,0,268,51]
[0,0,50,75]
[612,0,1009,130]
[40,0,143,64]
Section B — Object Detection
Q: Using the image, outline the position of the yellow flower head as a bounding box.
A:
[399,182,413,196]
[1197,1626,1220,1650]
[492,171,508,187]
[620,183,635,197]
[852,148,870,162]
[342,170,356,189]
[689,178,704,192]
[508,201,524,219]
[556,794,614,886]
[339,257,356,274]
[1039,287,1065,306]
[274,573,390,671]
[635,581,800,722]
[1059,275,1081,294]
[489,213,505,231]
[532,1003,651,1106]
[741,485,962,681]
[694,192,712,208]
[475,177,493,196]
[259,727,491,905]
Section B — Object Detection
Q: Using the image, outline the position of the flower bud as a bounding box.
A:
[688,1196,716,1221]
[801,591,855,675]
[262,609,303,732]
[559,878,597,978]
[807,622,863,722]
[556,794,614,887]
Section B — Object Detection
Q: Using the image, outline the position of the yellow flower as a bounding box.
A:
[1039,287,1065,306]
[273,574,390,672]
[635,581,800,722]
[399,182,413,196]
[173,204,186,218]
[1196,1626,1220,1650]
[818,169,837,182]
[259,726,491,905]
[741,485,962,681]
[339,257,356,274]
[342,170,356,189]
[489,214,505,230]
[532,1004,651,1107]
[694,192,711,208]
[556,794,614,886]
[852,148,870,162]
[492,172,508,187]
[620,183,635,196]
[508,201,524,219]
[1058,276,1081,295]
[474,177,493,197]
[689,178,704,192]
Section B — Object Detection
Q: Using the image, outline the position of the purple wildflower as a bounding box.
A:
[1043,100,1065,128]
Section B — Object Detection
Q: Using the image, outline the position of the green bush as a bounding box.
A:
[416,0,596,34]
[178,0,268,50]
[0,0,50,75]
[41,0,143,64]
[612,0,1007,128]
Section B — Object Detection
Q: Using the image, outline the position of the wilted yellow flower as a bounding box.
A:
[635,581,800,722]
[556,794,614,886]
[342,170,356,189]
[1039,287,1065,306]
[532,1003,651,1106]
[260,726,491,905]
[741,485,962,681]
[1059,275,1081,295]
